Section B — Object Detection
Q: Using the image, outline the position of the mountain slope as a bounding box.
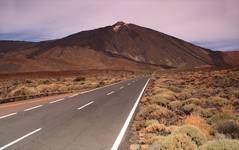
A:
[0,22,237,73]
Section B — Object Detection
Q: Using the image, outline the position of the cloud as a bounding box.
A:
[0,0,239,50]
[193,39,239,51]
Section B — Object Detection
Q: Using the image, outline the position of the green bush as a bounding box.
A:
[173,125,207,146]
[199,139,239,150]
[168,101,183,110]
[159,133,197,150]
[214,120,239,139]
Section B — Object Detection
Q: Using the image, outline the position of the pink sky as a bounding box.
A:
[0,0,239,50]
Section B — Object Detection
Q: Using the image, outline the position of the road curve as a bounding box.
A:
[0,76,150,150]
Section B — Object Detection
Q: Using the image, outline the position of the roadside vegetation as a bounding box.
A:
[129,68,239,150]
[0,71,136,104]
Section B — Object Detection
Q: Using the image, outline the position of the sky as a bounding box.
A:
[0,0,239,51]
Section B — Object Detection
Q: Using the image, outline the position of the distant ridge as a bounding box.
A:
[0,21,238,73]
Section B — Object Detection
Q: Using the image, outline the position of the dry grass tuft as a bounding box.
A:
[183,115,213,137]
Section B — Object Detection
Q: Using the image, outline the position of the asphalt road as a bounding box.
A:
[0,76,150,150]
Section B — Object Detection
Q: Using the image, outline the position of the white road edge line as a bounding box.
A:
[111,78,150,150]
[0,113,17,119]
[107,91,115,96]
[77,101,94,110]
[49,98,64,104]
[119,86,124,89]
[0,128,42,150]
[24,105,43,112]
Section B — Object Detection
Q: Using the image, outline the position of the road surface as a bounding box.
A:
[0,76,150,150]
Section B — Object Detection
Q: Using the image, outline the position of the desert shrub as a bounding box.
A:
[184,97,202,106]
[138,104,176,124]
[152,95,170,106]
[8,86,38,97]
[233,90,239,98]
[144,135,165,146]
[12,80,20,86]
[150,107,176,124]
[177,90,192,100]
[221,105,235,114]
[153,89,176,101]
[25,79,33,84]
[206,96,229,107]
[167,85,182,93]
[132,120,145,131]
[140,144,150,149]
[96,81,105,87]
[73,76,86,82]
[40,79,51,84]
[145,123,170,135]
[196,108,217,118]
[167,125,179,133]
[137,104,161,120]
[145,119,159,126]
[173,125,207,146]
[209,112,238,124]
[168,100,183,110]
[182,104,201,114]
[184,115,213,137]
[199,139,239,150]
[129,144,140,150]
[214,120,239,139]
[233,99,239,109]
[36,83,62,93]
[152,87,166,95]
[155,133,197,150]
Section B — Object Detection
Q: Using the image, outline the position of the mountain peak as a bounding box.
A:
[113,21,127,26]
[112,21,127,32]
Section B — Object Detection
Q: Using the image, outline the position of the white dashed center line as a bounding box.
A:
[0,113,17,120]
[68,94,78,98]
[107,91,115,95]
[77,101,94,110]
[127,83,131,86]
[49,98,64,104]
[24,105,43,112]
[120,86,124,89]
[0,128,42,150]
